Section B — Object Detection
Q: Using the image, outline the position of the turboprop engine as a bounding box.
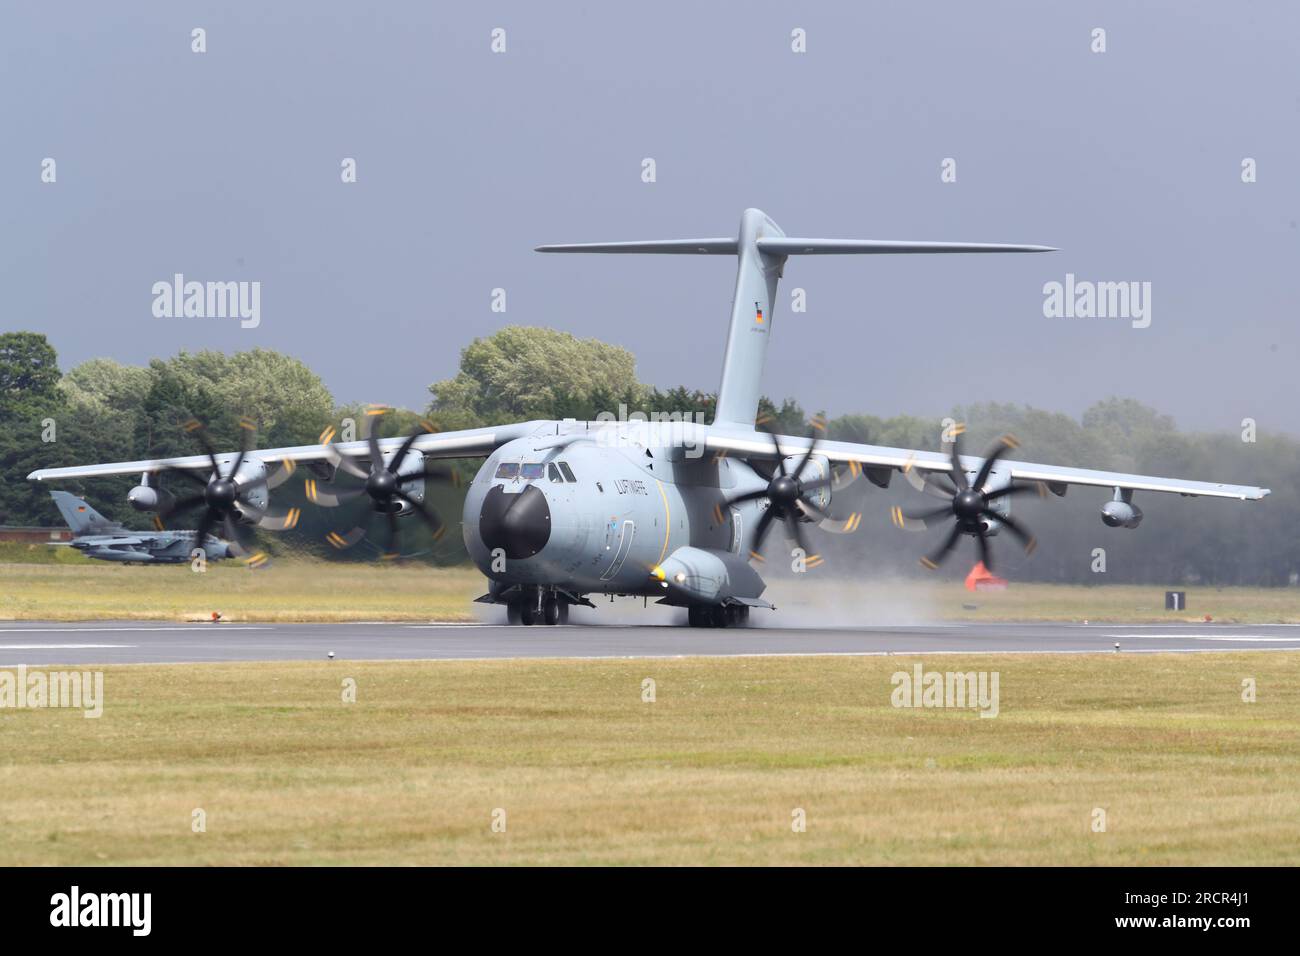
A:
[379,449,426,515]
[786,452,831,517]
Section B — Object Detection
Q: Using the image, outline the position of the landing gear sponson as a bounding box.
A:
[479,583,755,628]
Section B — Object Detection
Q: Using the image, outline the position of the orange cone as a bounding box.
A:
[965,562,1008,592]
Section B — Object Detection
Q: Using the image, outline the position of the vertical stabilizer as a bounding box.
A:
[536,210,1053,427]
[714,208,786,424]
[50,490,117,535]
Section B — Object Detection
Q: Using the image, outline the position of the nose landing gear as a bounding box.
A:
[505,588,569,626]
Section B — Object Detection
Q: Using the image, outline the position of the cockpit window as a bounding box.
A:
[548,463,563,482]
[494,462,519,479]
[520,463,545,480]
[558,462,577,482]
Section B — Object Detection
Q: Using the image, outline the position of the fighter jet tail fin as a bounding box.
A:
[50,490,117,535]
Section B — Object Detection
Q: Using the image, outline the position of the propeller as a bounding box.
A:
[890,430,1042,571]
[155,417,289,567]
[716,414,856,568]
[309,408,460,559]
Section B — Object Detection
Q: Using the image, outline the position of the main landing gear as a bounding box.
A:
[688,604,749,628]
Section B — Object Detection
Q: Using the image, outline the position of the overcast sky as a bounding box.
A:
[3,1,1297,434]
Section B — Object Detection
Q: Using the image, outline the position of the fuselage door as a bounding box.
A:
[600,520,635,581]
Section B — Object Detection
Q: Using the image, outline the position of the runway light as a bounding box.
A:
[328,651,335,660]
[1114,642,1121,652]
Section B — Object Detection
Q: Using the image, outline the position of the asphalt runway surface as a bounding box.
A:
[1,620,1299,665]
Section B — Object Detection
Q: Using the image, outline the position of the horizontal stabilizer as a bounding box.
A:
[756,238,1056,255]
[533,208,1056,426]
[535,238,738,254]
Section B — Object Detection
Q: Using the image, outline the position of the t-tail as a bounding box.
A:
[50,490,120,535]
[537,208,1054,425]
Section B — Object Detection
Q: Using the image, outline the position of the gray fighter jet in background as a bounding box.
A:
[49,491,233,564]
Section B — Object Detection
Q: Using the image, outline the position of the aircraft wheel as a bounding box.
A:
[557,601,570,624]
[543,596,560,626]
[725,605,743,627]
[520,604,537,626]
[688,606,705,627]
[506,603,522,625]
[709,605,728,628]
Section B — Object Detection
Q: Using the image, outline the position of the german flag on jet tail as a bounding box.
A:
[754,302,764,324]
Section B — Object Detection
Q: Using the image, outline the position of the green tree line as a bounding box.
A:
[2,328,1295,584]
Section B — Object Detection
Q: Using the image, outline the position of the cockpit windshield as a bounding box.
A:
[496,461,573,482]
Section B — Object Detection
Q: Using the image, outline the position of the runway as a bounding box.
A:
[1,620,1299,665]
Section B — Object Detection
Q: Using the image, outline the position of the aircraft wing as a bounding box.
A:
[27,422,535,482]
[704,432,1270,501]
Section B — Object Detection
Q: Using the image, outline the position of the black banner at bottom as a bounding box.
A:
[0,866,1283,942]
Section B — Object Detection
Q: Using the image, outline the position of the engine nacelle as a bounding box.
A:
[194,455,272,522]
[785,452,831,517]
[380,449,425,514]
[127,484,174,513]
[1101,500,1143,529]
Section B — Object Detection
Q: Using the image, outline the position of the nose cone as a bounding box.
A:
[206,477,238,510]
[954,490,984,521]
[480,484,551,559]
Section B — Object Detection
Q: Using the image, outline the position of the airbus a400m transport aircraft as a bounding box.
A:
[29,210,1269,626]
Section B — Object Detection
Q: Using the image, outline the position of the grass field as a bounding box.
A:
[0,558,485,622]
[2,553,1299,623]
[1,652,1297,865]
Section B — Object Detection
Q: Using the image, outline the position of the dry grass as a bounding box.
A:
[1,653,1297,865]
[2,557,1298,623]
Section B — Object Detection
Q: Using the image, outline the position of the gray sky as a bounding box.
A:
[3,1,1297,434]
